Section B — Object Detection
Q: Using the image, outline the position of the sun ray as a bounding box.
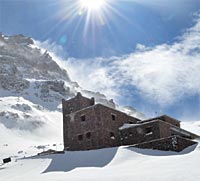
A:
[45,0,148,56]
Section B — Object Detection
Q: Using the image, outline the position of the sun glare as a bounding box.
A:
[80,0,106,10]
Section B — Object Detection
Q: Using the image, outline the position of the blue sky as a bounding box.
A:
[1,0,200,120]
[1,0,199,58]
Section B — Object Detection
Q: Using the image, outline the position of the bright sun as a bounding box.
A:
[80,0,106,10]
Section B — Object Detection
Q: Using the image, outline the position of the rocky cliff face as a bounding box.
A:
[0,34,77,107]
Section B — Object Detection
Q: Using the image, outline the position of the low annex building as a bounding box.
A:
[62,93,199,152]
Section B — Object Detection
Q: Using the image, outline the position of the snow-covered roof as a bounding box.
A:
[119,123,141,130]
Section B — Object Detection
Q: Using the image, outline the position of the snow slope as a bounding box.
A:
[0,138,200,181]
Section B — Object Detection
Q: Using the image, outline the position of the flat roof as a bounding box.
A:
[139,115,181,123]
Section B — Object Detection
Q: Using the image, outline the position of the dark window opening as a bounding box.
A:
[86,132,91,139]
[124,133,128,139]
[145,127,153,134]
[173,145,178,150]
[183,135,192,139]
[129,132,133,136]
[111,114,116,121]
[129,121,134,124]
[78,134,83,141]
[81,115,86,122]
[110,132,115,139]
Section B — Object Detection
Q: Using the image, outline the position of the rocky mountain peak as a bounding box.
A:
[0,33,77,110]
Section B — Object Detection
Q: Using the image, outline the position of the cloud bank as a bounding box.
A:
[64,13,200,107]
[37,13,200,113]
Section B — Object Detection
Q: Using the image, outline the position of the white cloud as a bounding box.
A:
[36,14,200,107]
[63,14,200,106]
[64,58,119,99]
[35,39,68,58]
[113,14,200,105]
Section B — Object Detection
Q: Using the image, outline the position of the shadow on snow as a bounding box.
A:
[35,147,118,173]
[26,143,198,173]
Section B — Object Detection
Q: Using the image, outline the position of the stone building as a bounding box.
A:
[62,93,199,152]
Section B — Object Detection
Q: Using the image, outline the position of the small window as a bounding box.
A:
[81,115,86,122]
[111,114,116,121]
[124,133,128,139]
[129,132,133,136]
[129,121,134,124]
[86,132,91,139]
[110,132,115,139]
[145,127,153,134]
[78,134,83,141]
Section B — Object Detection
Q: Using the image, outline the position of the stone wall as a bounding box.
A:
[133,136,197,152]
[63,103,140,151]
[163,115,180,127]
[159,121,198,139]
[63,105,102,151]
[120,121,161,146]
[97,104,139,148]
[140,115,180,127]
[120,120,198,147]
[62,92,95,115]
[158,120,172,138]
